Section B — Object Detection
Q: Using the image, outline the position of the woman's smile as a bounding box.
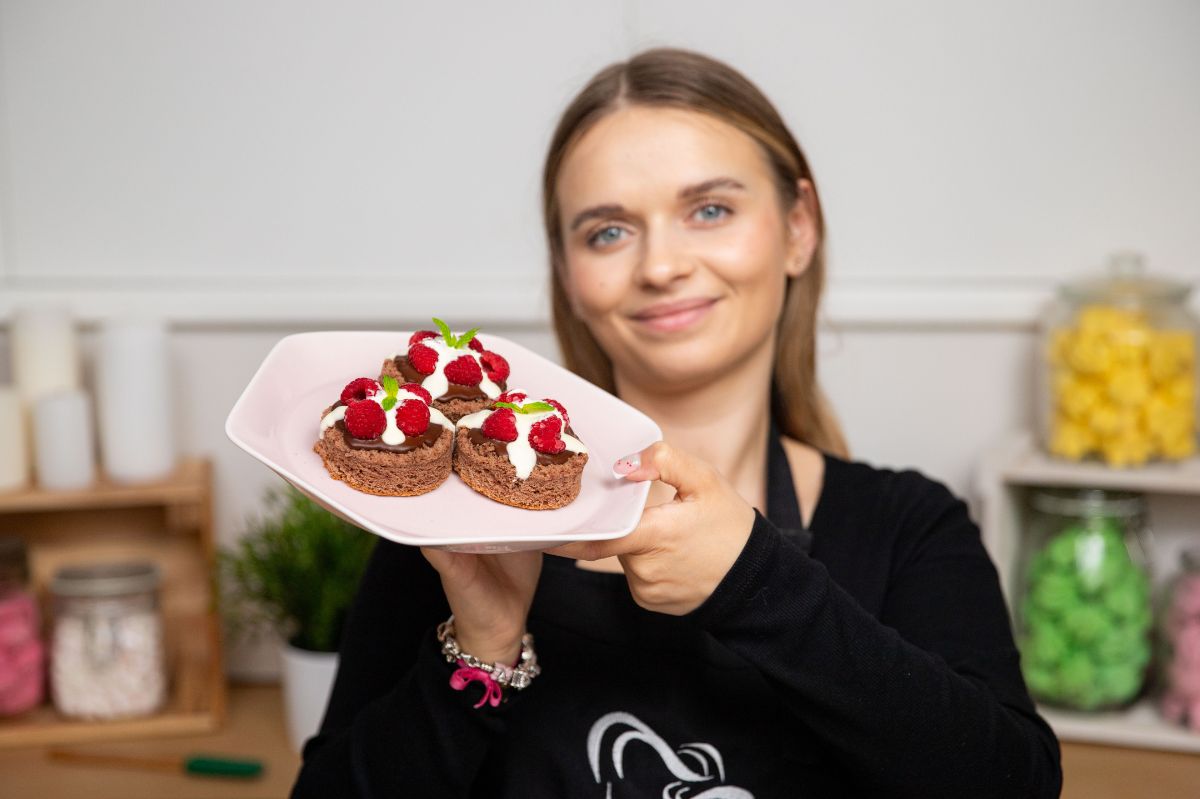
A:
[628,296,721,334]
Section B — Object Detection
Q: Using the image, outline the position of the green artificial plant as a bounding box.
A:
[219,484,376,652]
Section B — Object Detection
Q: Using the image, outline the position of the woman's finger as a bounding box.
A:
[614,441,714,500]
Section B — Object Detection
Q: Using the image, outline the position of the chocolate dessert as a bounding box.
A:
[313,376,454,496]
[453,391,588,510]
[380,319,510,423]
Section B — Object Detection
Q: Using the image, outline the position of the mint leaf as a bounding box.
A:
[456,327,480,350]
[492,401,522,412]
[432,317,454,346]
[381,375,399,397]
[381,396,397,411]
[519,401,555,414]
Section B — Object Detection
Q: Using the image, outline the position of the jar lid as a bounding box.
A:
[1030,487,1145,518]
[50,561,161,598]
[1059,252,1192,306]
[0,536,28,585]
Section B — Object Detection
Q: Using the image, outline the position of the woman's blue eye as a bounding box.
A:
[695,203,730,222]
[588,226,624,247]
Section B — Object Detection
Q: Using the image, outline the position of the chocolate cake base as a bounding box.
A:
[313,420,453,497]
[453,427,587,510]
[379,357,495,423]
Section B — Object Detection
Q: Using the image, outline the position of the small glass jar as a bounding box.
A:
[0,536,44,716]
[1037,252,1198,467]
[1015,488,1153,711]
[49,561,166,720]
[1159,546,1200,731]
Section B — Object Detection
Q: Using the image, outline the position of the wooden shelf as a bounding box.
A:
[0,458,210,514]
[975,432,1200,755]
[0,458,226,749]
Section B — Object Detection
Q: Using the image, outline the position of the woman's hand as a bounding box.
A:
[419,547,542,665]
[546,441,756,616]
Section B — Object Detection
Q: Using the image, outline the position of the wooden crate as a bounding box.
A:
[0,458,226,748]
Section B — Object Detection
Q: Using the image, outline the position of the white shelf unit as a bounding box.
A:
[974,432,1200,754]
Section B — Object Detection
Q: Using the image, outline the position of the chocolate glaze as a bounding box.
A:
[336,419,444,453]
[466,427,577,466]
[393,355,507,399]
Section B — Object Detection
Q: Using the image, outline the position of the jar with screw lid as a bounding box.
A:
[1015,488,1153,710]
[49,561,166,719]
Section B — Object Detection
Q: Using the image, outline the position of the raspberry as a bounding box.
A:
[409,330,439,346]
[340,377,381,406]
[495,390,527,405]
[544,398,570,428]
[344,400,387,440]
[408,342,438,375]
[394,398,430,437]
[444,355,483,386]
[467,337,485,353]
[481,408,518,442]
[399,382,432,405]
[529,416,566,454]
[480,351,509,383]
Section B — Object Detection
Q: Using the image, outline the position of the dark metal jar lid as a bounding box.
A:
[50,561,161,598]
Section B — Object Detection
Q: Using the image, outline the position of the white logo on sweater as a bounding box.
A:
[587,711,754,798]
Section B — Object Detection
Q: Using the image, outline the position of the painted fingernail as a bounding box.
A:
[612,453,640,477]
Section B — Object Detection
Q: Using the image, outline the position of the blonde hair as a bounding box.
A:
[541,47,850,458]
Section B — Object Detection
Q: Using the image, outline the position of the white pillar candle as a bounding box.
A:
[0,387,30,490]
[32,390,96,490]
[11,306,81,404]
[94,318,176,484]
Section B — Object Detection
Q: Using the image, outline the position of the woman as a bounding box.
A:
[293,48,1062,797]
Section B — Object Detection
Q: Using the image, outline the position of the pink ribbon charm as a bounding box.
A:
[449,659,503,708]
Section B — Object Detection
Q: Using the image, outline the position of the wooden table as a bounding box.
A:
[0,683,1197,797]
[0,684,300,799]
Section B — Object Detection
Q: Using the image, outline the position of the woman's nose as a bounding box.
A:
[634,228,695,289]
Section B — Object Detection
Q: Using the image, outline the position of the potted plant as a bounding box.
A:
[220,484,376,751]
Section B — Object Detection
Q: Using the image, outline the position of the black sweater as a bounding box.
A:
[292,423,1062,797]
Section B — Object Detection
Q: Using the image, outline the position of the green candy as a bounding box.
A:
[1062,604,1111,645]
[1018,517,1151,710]
[1031,571,1079,614]
[1095,663,1142,705]
[1057,652,1097,704]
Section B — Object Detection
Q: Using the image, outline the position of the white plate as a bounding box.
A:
[224,331,659,552]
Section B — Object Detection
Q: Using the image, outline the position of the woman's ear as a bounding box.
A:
[784,178,819,278]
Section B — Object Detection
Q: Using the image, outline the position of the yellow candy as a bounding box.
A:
[1160,433,1197,460]
[1066,331,1113,374]
[1050,417,1096,460]
[1089,402,1139,437]
[1101,430,1154,468]
[1106,366,1152,407]
[1057,374,1103,420]
[1148,331,1196,381]
[1049,304,1197,464]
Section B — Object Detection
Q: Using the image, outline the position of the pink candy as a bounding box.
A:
[1161,574,1200,732]
[0,590,44,716]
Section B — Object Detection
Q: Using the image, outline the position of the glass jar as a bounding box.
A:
[1038,252,1198,467]
[49,561,166,720]
[1160,546,1200,731]
[1015,488,1153,710]
[0,536,44,716]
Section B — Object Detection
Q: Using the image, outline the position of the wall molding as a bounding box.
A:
[0,273,1195,331]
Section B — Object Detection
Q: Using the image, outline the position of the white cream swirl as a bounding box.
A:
[390,335,502,400]
[457,404,586,480]
[320,387,452,445]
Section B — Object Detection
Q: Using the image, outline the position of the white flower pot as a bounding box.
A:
[279,642,339,752]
